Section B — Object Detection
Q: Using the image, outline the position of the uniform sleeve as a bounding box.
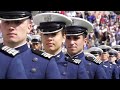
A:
[6,57,27,79]
[45,58,61,79]
[95,64,108,79]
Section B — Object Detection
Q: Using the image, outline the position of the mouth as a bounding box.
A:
[7,33,17,37]
[69,47,77,50]
[46,43,54,46]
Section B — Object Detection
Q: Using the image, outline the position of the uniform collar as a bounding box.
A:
[66,50,84,59]
[15,43,29,53]
[54,51,64,61]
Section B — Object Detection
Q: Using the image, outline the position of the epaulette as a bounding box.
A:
[67,58,81,65]
[0,44,19,57]
[31,49,53,60]
[65,54,81,65]
[85,56,102,65]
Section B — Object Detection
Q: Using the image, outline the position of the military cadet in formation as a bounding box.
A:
[108,49,118,64]
[88,47,103,61]
[30,35,42,50]
[65,17,108,79]
[0,11,61,79]
[0,12,32,79]
[33,12,89,79]
[98,45,119,79]
[87,47,108,79]
[112,45,120,65]
[84,52,107,78]
[112,45,120,78]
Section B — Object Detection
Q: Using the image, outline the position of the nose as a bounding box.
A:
[70,39,75,45]
[46,35,53,42]
[9,26,15,31]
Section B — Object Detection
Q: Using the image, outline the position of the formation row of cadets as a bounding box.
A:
[87,45,120,79]
[0,11,119,79]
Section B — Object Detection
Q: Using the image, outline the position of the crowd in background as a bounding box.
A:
[1,11,119,51]
[28,11,120,50]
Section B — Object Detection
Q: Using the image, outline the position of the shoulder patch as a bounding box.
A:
[31,49,53,60]
[85,56,102,65]
[0,44,19,57]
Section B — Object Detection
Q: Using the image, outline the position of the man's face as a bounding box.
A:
[0,19,32,44]
[109,55,117,63]
[41,31,65,55]
[31,43,41,50]
[101,52,109,61]
[65,35,86,56]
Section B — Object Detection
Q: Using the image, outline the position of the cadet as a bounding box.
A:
[98,45,119,79]
[109,49,118,64]
[33,12,89,79]
[31,35,42,50]
[108,49,120,79]
[65,17,107,79]
[0,11,61,79]
[112,45,120,65]
[0,12,30,79]
[88,47,103,61]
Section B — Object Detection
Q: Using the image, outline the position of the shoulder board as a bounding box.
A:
[0,44,19,57]
[65,57,81,65]
[31,49,53,60]
[85,56,102,65]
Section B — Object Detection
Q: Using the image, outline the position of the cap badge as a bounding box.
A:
[72,19,75,25]
[44,15,52,22]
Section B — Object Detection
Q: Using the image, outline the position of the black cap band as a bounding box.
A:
[38,21,65,33]
[90,51,101,55]
[109,52,117,57]
[102,49,110,52]
[114,48,120,51]
[0,11,32,20]
[31,39,40,43]
[65,26,88,35]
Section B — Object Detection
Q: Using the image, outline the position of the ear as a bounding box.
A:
[62,33,66,43]
[27,20,33,34]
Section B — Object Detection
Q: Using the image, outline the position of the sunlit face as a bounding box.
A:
[0,19,32,44]
[41,31,65,55]
[65,35,86,56]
